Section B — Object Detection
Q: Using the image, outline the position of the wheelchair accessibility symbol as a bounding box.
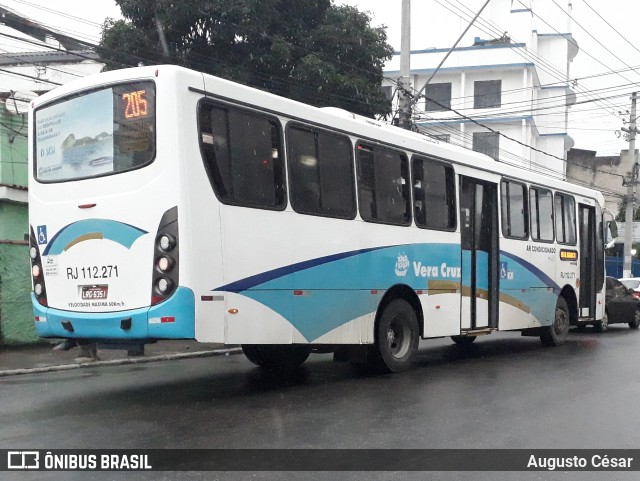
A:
[37,225,48,245]
[500,262,514,280]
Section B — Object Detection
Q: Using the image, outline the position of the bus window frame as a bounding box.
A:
[500,177,529,240]
[197,98,287,212]
[410,154,457,232]
[32,80,157,184]
[529,185,555,243]
[554,191,578,246]
[285,121,357,220]
[355,141,412,227]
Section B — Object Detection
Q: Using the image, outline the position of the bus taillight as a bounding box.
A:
[29,226,48,306]
[151,207,179,305]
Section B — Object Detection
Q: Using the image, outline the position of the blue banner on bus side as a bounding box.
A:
[215,244,561,342]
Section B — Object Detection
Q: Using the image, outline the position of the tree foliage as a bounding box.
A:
[99,0,394,117]
[616,199,640,222]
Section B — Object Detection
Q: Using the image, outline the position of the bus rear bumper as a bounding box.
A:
[31,287,196,340]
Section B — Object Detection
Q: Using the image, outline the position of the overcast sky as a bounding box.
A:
[3,0,640,159]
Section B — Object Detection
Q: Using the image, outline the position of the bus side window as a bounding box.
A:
[530,186,554,242]
[412,156,455,230]
[198,102,285,210]
[288,127,320,212]
[287,125,356,219]
[501,179,528,239]
[357,144,411,226]
[555,193,576,245]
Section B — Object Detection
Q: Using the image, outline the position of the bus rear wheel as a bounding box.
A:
[241,344,311,370]
[369,298,419,373]
[540,296,570,346]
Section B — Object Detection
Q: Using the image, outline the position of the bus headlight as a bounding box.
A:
[152,207,178,305]
[158,234,176,252]
[156,277,174,295]
[32,265,41,278]
[157,256,174,272]
[29,226,48,307]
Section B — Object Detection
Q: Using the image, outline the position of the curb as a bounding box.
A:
[0,347,243,378]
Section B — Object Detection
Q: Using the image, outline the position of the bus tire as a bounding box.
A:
[451,335,476,345]
[241,344,311,370]
[593,311,609,333]
[629,308,640,329]
[370,298,419,373]
[540,296,570,346]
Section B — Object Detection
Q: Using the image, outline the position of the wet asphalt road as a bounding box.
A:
[2,326,640,481]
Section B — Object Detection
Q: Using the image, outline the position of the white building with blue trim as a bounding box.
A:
[383,0,577,178]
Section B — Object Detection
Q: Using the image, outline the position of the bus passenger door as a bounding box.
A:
[579,204,596,318]
[460,177,499,331]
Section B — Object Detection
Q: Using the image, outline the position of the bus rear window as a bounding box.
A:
[198,102,285,210]
[34,81,156,182]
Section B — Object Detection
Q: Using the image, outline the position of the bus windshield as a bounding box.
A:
[34,81,156,183]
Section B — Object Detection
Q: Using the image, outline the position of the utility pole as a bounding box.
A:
[397,0,412,131]
[622,92,638,278]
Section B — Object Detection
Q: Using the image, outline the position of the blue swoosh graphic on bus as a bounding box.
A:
[499,250,561,292]
[214,246,393,292]
[216,244,461,341]
[214,243,565,342]
[42,219,148,255]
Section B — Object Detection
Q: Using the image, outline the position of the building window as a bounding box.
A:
[530,187,554,242]
[424,82,452,111]
[287,125,356,219]
[554,193,577,245]
[474,80,502,108]
[356,144,411,226]
[472,132,499,160]
[501,180,528,239]
[412,156,456,230]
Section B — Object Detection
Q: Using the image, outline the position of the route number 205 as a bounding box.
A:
[122,90,148,119]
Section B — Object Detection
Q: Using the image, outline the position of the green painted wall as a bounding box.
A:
[0,243,36,344]
[0,109,28,187]
[0,108,32,344]
[0,202,28,241]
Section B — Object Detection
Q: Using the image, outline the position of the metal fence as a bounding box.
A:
[605,256,640,279]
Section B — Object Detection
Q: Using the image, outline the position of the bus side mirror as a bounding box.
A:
[607,220,618,240]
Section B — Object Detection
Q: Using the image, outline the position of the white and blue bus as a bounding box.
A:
[29,65,611,372]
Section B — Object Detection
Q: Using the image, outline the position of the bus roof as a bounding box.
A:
[31,64,604,205]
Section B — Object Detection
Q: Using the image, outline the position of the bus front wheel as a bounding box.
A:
[370,298,419,373]
[241,344,311,370]
[593,311,609,333]
[540,296,570,346]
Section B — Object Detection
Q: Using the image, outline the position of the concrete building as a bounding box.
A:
[383,0,577,178]
[566,148,630,215]
[0,6,103,344]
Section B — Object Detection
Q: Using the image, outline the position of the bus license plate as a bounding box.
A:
[81,285,108,300]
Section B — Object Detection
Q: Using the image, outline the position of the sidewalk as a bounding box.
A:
[0,340,242,377]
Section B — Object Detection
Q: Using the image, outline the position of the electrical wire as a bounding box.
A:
[397,81,626,181]
[1,1,631,192]
[582,0,640,58]
[443,0,624,115]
